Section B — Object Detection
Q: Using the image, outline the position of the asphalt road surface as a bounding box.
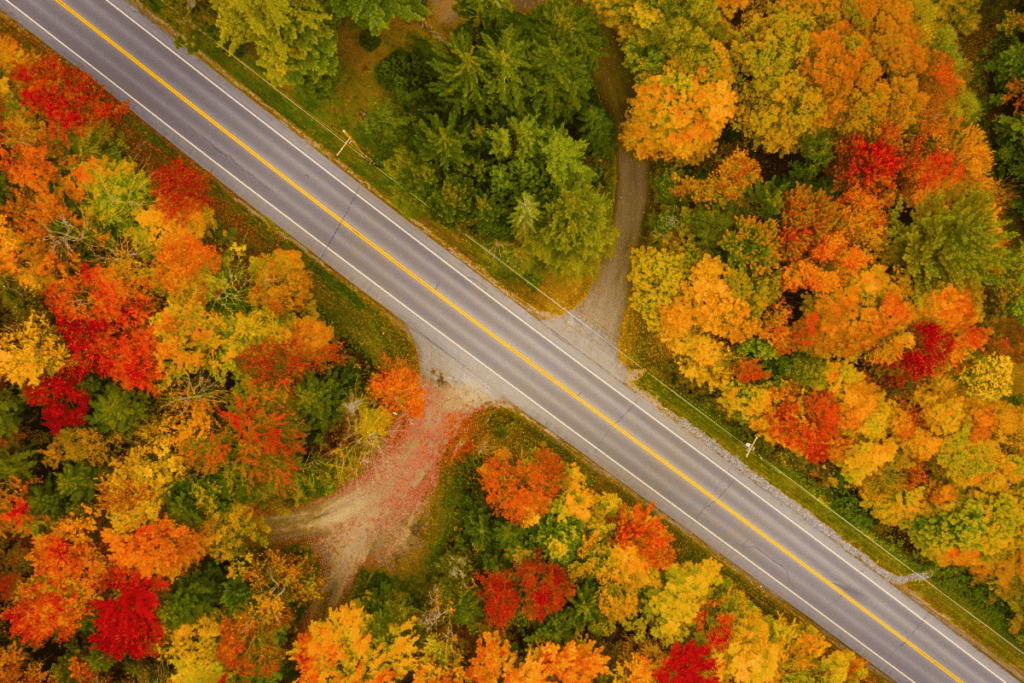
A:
[6,1,1020,681]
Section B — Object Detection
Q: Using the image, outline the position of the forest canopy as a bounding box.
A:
[0,31,427,682]
[617,0,1024,639]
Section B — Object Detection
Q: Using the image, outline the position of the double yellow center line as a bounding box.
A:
[48,1,963,680]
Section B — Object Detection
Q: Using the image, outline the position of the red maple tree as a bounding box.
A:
[149,158,211,219]
[476,569,521,630]
[887,321,954,387]
[515,558,575,623]
[45,265,161,393]
[218,390,306,498]
[88,569,168,661]
[236,337,344,390]
[11,54,127,141]
[615,501,677,571]
[833,135,904,195]
[766,388,845,465]
[21,367,90,434]
[655,640,719,683]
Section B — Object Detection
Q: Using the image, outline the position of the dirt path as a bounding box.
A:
[572,31,649,343]
[266,385,479,622]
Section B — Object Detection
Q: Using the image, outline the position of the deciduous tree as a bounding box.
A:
[11,54,127,141]
[246,249,315,316]
[646,560,723,647]
[765,386,845,464]
[478,447,566,527]
[218,389,306,500]
[289,602,419,682]
[3,516,107,647]
[621,60,736,164]
[655,640,719,683]
[367,354,425,418]
[45,264,161,393]
[476,569,520,630]
[615,501,677,571]
[150,158,211,220]
[210,0,338,87]
[88,568,168,661]
[515,557,575,623]
[101,517,205,582]
[0,312,69,388]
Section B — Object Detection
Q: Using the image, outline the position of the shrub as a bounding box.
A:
[358,29,382,52]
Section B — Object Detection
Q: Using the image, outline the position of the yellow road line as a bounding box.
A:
[52,1,960,679]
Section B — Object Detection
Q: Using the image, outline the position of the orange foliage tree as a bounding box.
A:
[3,516,108,647]
[616,501,678,571]
[465,631,610,683]
[45,264,162,393]
[620,61,737,165]
[477,447,566,527]
[367,354,425,418]
[766,387,846,465]
[100,517,205,582]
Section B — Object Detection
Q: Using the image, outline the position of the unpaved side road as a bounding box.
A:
[572,30,649,343]
[265,385,480,623]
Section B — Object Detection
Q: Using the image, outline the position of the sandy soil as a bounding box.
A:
[266,384,481,622]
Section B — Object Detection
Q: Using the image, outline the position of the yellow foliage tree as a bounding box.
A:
[620,58,737,165]
[247,249,315,316]
[0,312,69,388]
[645,559,723,646]
[289,603,419,683]
[959,355,1015,400]
[162,616,225,683]
[39,427,110,469]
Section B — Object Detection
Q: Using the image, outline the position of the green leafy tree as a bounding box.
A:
[480,29,529,116]
[893,187,1011,294]
[87,383,153,437]
[327,0,427,36]
[529,0,606,124]
[518,183,616,277]
[429,31,487,120]
[210,0,338,87]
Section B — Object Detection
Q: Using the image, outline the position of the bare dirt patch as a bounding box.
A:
[266,384,483,622]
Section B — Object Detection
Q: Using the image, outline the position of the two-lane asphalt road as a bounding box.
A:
[7,1,1019,681]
